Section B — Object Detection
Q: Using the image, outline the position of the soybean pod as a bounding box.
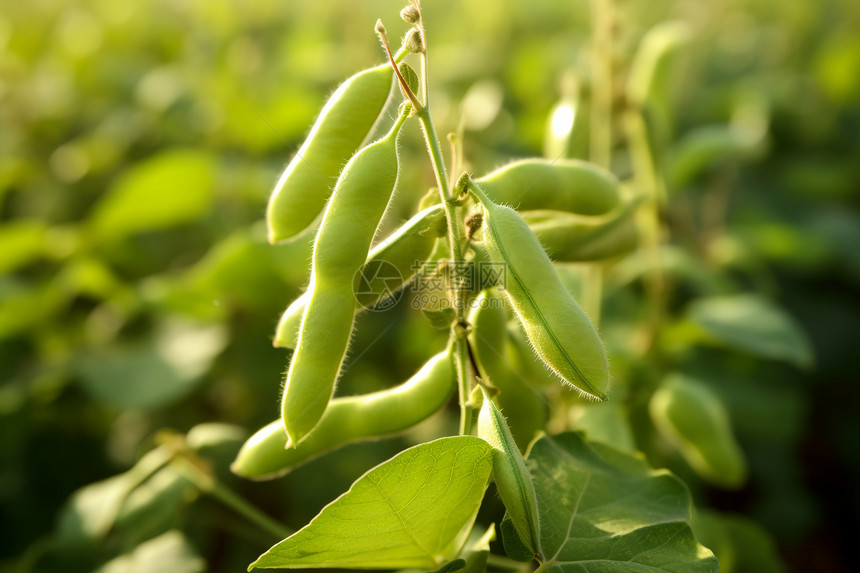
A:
[475,158,621,216]
[649,374,747,489]
[273,203,447,349]
[282,104,411,446]
[476,387,542,557]
[667,125,763,188]
[627,21,690,107]
[267,55,403,243]
[354,203,447,308]
[232,351,454,480]
[522,196,642,262]
[465,176,610,401]
[468,290,546,451]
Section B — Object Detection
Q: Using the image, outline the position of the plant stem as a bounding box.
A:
[580,263,604,327]
[207,479,293,541]
[171,457,293,542]
[486,552,532,571]
[586,0,614,330]
[590,0,614,171]
[625,107,666,346]
[453,335,473,435]
[381,6,474,435]
[414,41,474,435]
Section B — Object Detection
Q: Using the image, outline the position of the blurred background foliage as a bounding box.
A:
[1,0,858,571]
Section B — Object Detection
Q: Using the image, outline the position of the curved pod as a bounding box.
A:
[233,352,454,480]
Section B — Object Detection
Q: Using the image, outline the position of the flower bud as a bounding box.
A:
[404,28,425,54]
[400,5,420,24]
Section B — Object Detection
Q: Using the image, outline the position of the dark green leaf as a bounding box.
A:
[687,294,814,368]
[526,433,717,572]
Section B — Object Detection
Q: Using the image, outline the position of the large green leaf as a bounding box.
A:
[89,149,215,240]
[687,294,814,368]
[512,432,718,572]
[250,436,493,570]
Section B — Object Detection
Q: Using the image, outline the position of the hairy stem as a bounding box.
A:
[412,23,474,434]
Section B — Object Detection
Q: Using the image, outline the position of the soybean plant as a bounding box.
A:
[235,2,725,571]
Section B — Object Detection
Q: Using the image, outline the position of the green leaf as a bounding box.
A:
[687,294,814,368]
[571,402,636,453]
[250,436,493,570]
[525,432,717,572]
[93,530,206,573]
[89,149,215,240]
[55,447,171,546]
[75,318,227,410]
[459,525,495,573]
[432,559,466,573]
[0,220,48,273]
[114,467,195,544]
[0,277,68,340]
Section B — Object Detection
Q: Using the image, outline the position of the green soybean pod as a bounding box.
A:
[667,125,762,189]
[354,203,447,308]
[266,61,396,243]
[476,387,542,557]
[475,159,620,216]
[273,292,309,350]
[506,322,561,389]
[282,105,410,446]
[232,352,454,480]
[273,204,446,349]
[468,290,546,451]
[521,197,642,262]
[649,374,747,489]
[627,21,691,109]
[468,179,609,401]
